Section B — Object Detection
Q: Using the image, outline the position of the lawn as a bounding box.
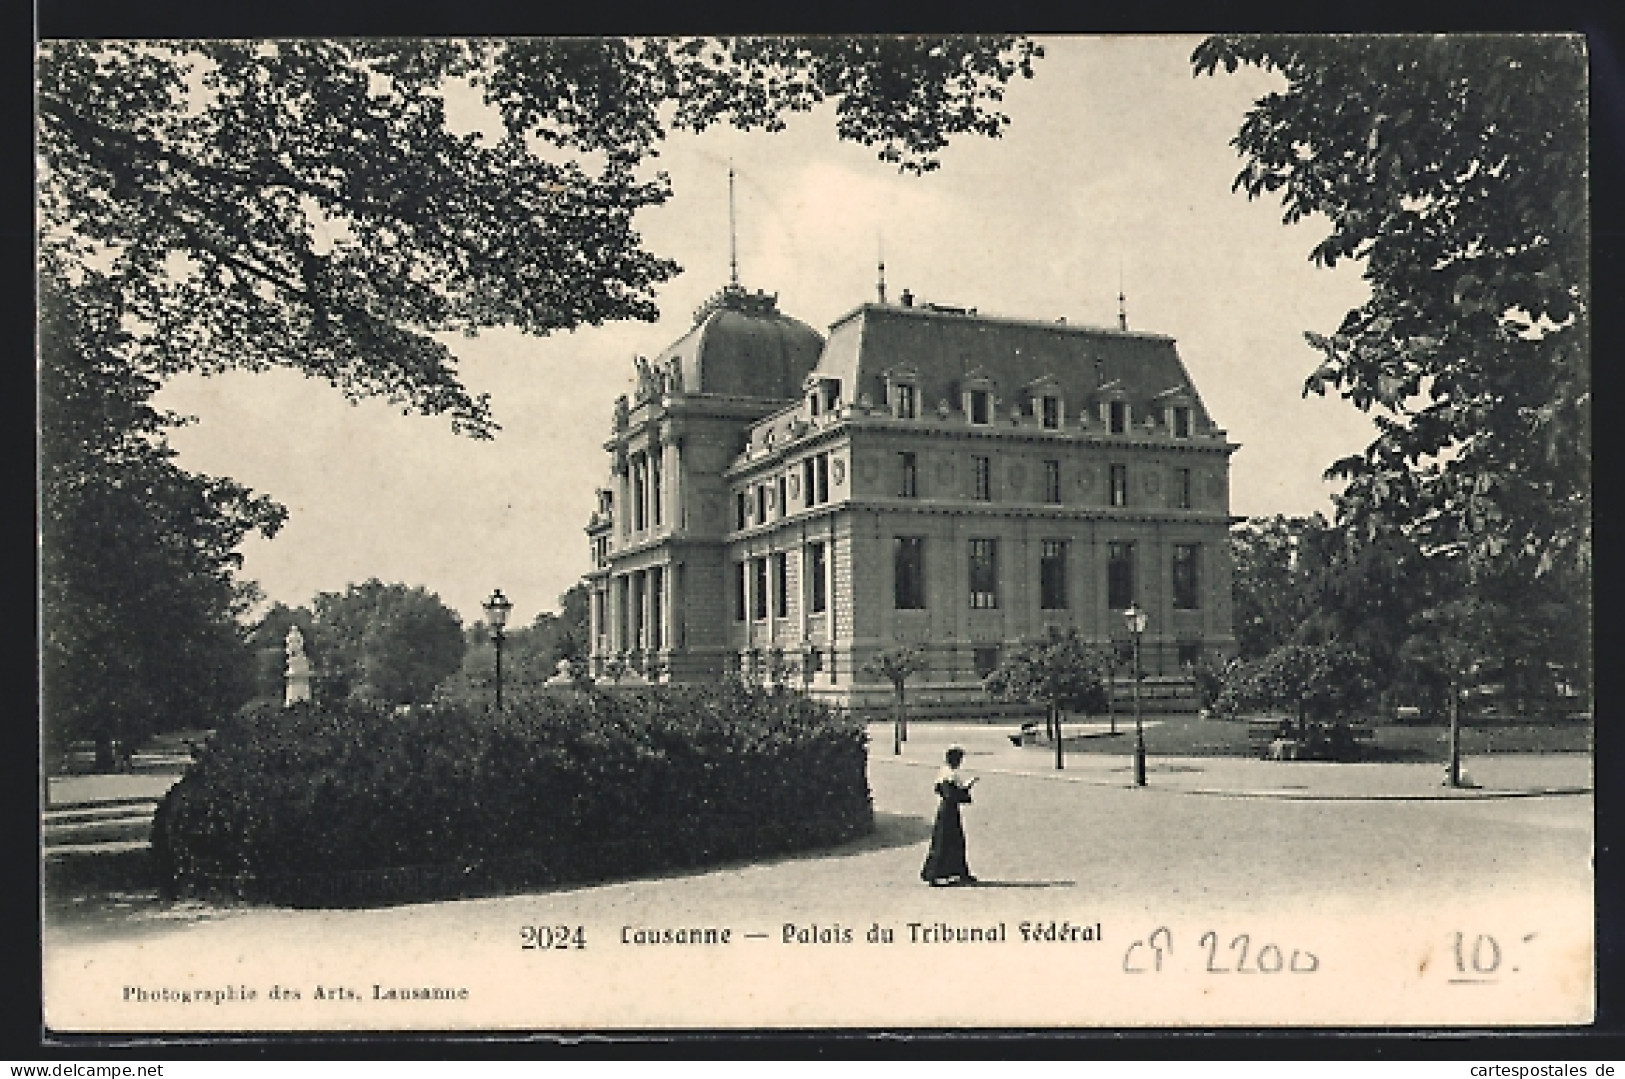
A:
[1048,712,1593,761]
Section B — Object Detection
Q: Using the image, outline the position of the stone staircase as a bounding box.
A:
[42,732,203,896]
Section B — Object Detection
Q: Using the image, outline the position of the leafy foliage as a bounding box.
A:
[1194,35,1588,586]
[983,629,1110,715]
[863,646,928,690]
[1216,642,1377,725]
[39,255,285,765]
[151,683,872,906]
[308,580,466,706]
[1227,511,1589,713]
[39,37,1041,437]
[449,582,593,697]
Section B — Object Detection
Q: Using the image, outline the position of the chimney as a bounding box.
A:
[900,288,914,308]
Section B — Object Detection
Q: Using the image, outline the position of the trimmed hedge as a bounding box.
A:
[151,683,872,907]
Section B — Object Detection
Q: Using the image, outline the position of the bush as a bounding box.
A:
[152,683,872,906]
[1215,642,1376,726]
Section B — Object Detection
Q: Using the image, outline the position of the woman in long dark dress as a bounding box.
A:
[921,745,977,886]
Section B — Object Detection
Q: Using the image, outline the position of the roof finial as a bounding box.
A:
[728,161,739,287]
[1117,259,1129,331]
[876,234,887,304]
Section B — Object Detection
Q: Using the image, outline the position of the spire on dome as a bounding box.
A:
[728,162,739,287]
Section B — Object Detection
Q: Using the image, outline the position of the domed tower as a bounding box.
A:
[585,282,825,683]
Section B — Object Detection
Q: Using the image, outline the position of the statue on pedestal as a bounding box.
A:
[284,625,313,706]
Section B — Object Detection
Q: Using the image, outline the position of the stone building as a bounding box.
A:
[585,280,1237,708]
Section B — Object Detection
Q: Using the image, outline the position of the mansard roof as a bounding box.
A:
[812,303,1214,425]
[651,284,825,401]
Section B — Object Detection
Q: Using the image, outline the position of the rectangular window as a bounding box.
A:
[1110,464,1128,507]
[1040,540,1068,610]
[772,551,788,618]
[650,458,663,526]
[736,491,748,531]
[894,537,926,610]
[1173,406,1192,439]
[807,542,827,614]
[1177,642,1202,669]
[802,459,815,508]
[1108,542,1135,611]
[969,389,991,425]
[1173,544,1201,610]
[755,483,769,526]
[1110,400,1128,434]
[895,383,917,419]
[1044,460,1061,504]
[968,538,998,609]
[973,455,992,501]
[776,474,787,518]
[821,380,841,412]
[1042,395,1061,429]
[1176,467,1192,509]
[733,562,747,621]
[974,646,1001,680]
[752,557,769,621]
[815,453,830,504]
[899,452,918,498]
[649,567,663,651]
[632,459,647,532]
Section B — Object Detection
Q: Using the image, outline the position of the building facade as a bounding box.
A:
[586,282,1237,707]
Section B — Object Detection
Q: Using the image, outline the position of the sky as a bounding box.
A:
[154,35,1376,628]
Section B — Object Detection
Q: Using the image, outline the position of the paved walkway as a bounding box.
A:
[870,721,1593,801]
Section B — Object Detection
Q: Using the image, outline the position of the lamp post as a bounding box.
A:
[483,588,513,709]
[1124,604,1148,787]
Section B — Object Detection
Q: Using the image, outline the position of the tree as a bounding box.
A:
[38,37,1042,438]
[310,580,466,706]
[1221,643,1377,733]
[451,582,595,697]
[1194,36,1588,589]
[39,257,285,769]
[1228,514,1326,660]
[983,629,1110,771]
[1399,599,1493,787]
[863,646,928,756]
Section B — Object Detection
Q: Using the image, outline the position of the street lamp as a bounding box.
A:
[483,588,513,709]
[1124,603,1148,787]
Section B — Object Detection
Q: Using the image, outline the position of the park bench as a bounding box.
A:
[1248,716,1374,761]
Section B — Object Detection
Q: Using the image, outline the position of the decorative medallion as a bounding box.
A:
[787,473,801,498]
[1076,467,1093,490]
[832,458,847,486]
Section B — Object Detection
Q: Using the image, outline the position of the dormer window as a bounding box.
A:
[883,366,920,420]
[1109,400,1129,434]
[818,378,842,413]
[969,391,991,425]
[1155,386,1195,440]
[962,369,996,425]
[895,382,917,419]
[1026,374,1064,431]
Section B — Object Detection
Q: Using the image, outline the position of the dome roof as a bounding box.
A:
[653,285,824,400]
